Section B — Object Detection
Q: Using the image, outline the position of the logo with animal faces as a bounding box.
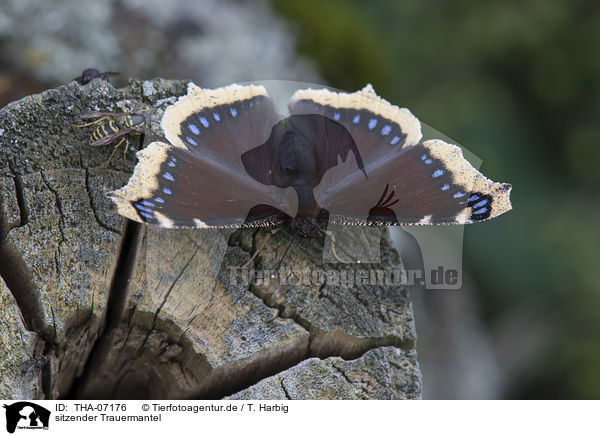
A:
[2,402,50,433]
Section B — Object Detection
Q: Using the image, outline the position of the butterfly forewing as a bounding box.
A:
[161,83,281,170]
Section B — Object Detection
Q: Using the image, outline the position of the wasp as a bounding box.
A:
[73,68,120,85]
[76,109,154,167]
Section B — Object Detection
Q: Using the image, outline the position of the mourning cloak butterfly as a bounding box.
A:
[108,83,512,233]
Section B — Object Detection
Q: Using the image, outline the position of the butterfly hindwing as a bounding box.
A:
[108,141,297,228]
[318,140,511,225]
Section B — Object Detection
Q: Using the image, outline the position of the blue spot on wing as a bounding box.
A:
[472,199,488,209]
[138,210,153,220]
[188,123,200,135]
[134,203,153,213]
[467,193,493,220]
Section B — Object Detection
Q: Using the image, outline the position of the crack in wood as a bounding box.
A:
[331,362,359,388]
[244,231,413,360]
[7,163,29,229]
[65,219,143,399]
[39,171,66,284]
[0,239,52,342]
[84,167,120,234]
[280,378,292,399]
[181,230,414,399]
[136,247,199,356]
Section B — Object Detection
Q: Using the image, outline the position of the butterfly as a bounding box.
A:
[108,83,512,235]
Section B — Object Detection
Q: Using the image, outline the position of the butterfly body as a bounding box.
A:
[108,83,512,231]
[242,114,365,223]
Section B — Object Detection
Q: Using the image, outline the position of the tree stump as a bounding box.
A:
[0,79,422,400]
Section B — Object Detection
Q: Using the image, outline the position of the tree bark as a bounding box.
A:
[0,79,421,400]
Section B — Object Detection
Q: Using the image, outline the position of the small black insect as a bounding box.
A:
[76,109,154,166]
[74,68,120,85]
[17,355,48,380]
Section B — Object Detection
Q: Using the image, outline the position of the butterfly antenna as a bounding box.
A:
[383,186,395,206]
[386,198,399,208]
[376,183,389,207]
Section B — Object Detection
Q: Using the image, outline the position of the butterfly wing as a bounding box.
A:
[108,83,297,228]
[161,82,280,169]
[289,85,512,225]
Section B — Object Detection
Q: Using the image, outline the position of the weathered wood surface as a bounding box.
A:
[0,79,421,400]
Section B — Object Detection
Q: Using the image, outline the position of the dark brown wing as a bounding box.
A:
[289,85,512,225]
[108,142,296,228]
[317,140,512,225]
[160,82,281,173]
[108,83,297,228]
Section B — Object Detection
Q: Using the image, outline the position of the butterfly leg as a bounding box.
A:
[106,137,126,167]
[323,230,345,263]
[241,227,282,269]
[318,228,363,264]
[274,237,294,270]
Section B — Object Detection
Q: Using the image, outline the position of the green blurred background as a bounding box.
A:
[1,0,598,399]
[269,0,600,398]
